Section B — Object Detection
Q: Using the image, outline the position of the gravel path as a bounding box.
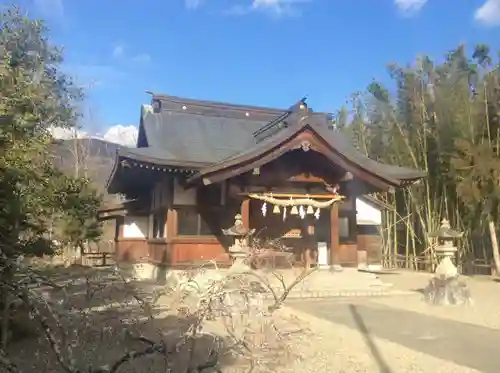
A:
[277,306,484,373]
[370,271,500,330]
[273,270,500,373]
[7,267,498,373]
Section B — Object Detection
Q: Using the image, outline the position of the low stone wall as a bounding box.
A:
[118,262,166,281]
[25,246,82,268]
[117,262,402,299]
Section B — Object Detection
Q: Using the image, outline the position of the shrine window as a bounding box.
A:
[149,180,169,239]
[339,210,356,243]
[197,184,223,206]
[150,210,167,239]
[339,217,350,239]
[339,198,354,212]
[177,206,213,236]
[357,225,380,236]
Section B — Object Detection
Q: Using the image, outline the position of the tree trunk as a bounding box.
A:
[0,268,12,349]
[76,242,85,265]
[487,219,500,276]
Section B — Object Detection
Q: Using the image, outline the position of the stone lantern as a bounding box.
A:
[222,214,255,271]
[429,219,462,278]
[424,219,471,305]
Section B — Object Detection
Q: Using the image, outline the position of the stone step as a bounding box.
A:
[292,280,392,289]
[262,288,410,299]
[272,284,392,292]
[269,283,392,294]
[130,265,401,300]
[265,269,390,289]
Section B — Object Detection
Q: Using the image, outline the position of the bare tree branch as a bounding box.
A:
[0,349,19,373]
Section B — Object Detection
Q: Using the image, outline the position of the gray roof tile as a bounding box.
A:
[107,94,426,194]
[140,106,273,163]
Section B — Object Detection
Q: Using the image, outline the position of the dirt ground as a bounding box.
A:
[371,270,500,329]
[4,265,301,373]
[284,270,500,373]
[3,266,500,373]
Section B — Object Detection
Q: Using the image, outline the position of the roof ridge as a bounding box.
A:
[148,92,286,114]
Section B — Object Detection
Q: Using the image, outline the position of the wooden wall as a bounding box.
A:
[115,237,230,266]
[170,237,230,264]
[357,225,383,267]
[114,169,380,268]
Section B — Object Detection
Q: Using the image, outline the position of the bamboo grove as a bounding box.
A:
[335,44,500,274]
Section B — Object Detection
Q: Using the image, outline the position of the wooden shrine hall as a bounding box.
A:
[101,94,426,269]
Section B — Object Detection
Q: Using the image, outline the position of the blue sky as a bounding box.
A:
[8,0,500,143]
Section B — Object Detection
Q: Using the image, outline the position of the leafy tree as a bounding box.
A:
[345,43,500,273]
[54,176,103,259]
[0,7,102,348]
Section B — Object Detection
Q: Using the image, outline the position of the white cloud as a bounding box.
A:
[254,0,308,15]
[65,57,149,91]
[253,0,285,10]
[109,42,151,65]
[185,0,202,10]
[33,0,65,21]
[475,0,500,26]
[49,127,88,140]
[227,0,309,17]
[112,43,125,58]
[132,53,151,64]
[65,63,125,89]
[394,0,427,15]
[101,125,138,147]
[50,125,138,147]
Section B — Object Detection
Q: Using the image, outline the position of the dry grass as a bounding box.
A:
[1,263,314,373]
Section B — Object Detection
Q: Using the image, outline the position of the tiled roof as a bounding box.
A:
[138,106,270,164]
[188,113,425,186]
[107,93,426,194]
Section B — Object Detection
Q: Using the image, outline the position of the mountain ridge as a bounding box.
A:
[52,138,122,200]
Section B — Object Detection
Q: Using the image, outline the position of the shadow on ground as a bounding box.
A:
[289,299,500,373]
[31,265,163,311]
[6,265,239,373]
[357,269,401,276]
[348,304,393,373]
[412,288,426,294]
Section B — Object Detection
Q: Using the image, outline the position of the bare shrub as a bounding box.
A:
[0,258,315,373]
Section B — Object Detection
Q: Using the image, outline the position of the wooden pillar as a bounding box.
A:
[165,176,177,264]
[165,208,177,264]
[330,203,340,267]
[304,224,316,269]
[241,198,250,228]
[116,216,125,241]
[115,216,125,262]
[350,197,358,251]
[166,209,177,237]
[240,198,251,258]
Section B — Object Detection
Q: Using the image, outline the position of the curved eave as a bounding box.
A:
[359,195,393,211]
[187,122,426,190]
[106,149,204,194]
[97,199,142,220]
[186,122,314,185]
[388,175,426,191]
[118,148,211,168]
[373,163,426,183]
[106,150,122,194]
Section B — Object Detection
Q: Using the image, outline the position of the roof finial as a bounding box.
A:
[290,96,308,113]
[299,97,307,111]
